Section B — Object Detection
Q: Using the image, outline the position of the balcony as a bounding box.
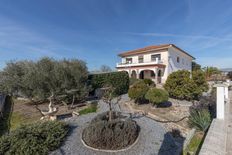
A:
[116,59,164,68]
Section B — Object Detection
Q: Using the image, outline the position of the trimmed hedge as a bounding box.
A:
[0,121,69,155]
[145,88,169,105]
[128,81,149,103]
[89,71,129,95]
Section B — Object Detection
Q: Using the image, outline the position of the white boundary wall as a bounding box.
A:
[199,81,230,155]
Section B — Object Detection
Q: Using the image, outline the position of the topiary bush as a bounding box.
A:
[145,88,169,105]
[89,71,129,96]
[129,78,140,86]
[82,112,139,150]
[164,70,208,101]
[143,78,155,86]
[128,81,149,103]
[0,121,69,155]
[189,108,211,132]
[192,70,209,93]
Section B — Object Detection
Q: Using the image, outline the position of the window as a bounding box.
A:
[138,55,144,63]
[177,56,180,63]
[151,54,161,61]
[126,58,132,64]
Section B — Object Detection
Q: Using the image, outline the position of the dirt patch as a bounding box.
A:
[9,99,86,130]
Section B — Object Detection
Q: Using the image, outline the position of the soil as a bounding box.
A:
[11,98,87,126]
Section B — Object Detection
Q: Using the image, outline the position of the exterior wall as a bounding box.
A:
[118,47,194,84]
[121,50,168,64]
[168,47,192,72]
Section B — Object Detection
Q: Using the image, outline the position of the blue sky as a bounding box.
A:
[0,0,232,70]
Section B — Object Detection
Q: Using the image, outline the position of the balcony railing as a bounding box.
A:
[116,59,164,68]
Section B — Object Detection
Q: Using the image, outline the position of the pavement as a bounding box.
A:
[200,91,232,155]
[226,91,232,155]
[50,96,179,155]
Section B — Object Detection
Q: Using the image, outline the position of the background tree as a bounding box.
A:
[192,61,201,71]
[100,65,112,73]
[227,72,232,80]
[202,66,221,80]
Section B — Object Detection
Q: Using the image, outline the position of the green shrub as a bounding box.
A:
[0,121,69,155]
[164,70,208,100]
[192,70,209,93]
[143,79,155,86]
[189,108,211,132]
[145,88,169,105]
[129,78,140,86]
[79,102,98,115]
[128,81,149,103]
[89,71,129,96]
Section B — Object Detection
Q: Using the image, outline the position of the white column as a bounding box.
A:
[154,68,158,84]
[214,84,226,119]
[136,70,140,79]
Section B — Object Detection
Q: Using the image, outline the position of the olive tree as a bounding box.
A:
[0,57,89,105]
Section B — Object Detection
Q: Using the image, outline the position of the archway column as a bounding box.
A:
[136,69,139,79]
[154,68,158,84]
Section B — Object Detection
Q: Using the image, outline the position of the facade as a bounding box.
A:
[116,44,195,84]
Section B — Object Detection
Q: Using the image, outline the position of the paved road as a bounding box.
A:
[51,97,179,155]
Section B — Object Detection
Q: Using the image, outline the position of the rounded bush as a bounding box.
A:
[164,70,209,101]
[145,88,169,105]
[82,112,139,150]
[129,78,140,86]
[143,79,155,86]
[128,81,149,103]
[0,121,69,155]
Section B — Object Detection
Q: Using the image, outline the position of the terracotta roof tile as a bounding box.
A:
[118,44,195,59]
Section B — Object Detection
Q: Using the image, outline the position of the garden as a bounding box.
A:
[0,57,222,155]
[127,69,215,154]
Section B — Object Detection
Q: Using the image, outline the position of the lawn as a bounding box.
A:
[9,111,38,131]
[78,103,98,115]
[183,132,204,155]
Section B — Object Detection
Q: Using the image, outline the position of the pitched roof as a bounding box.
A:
[118,44,195,59]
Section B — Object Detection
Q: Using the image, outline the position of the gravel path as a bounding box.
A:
[50,95,179,155]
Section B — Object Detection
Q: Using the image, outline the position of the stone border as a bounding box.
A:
[81,127,140,153]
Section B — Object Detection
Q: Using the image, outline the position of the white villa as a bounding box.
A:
[116,44,195,84]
